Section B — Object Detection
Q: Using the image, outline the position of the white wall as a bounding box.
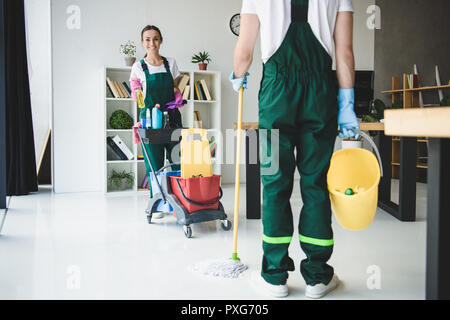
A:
[50,0,374,192]
[353,0,375,70]
[25,0,52,170]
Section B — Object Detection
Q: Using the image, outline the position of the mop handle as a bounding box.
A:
[139,134,167,203]
[232,87,244,260]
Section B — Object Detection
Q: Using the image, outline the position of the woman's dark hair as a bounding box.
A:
[141,25,163,58]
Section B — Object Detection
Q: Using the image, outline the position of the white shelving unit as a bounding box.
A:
[103,67,222,195]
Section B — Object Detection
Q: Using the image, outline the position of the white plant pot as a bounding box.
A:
[124,56,136,67]
[341,140,362,150]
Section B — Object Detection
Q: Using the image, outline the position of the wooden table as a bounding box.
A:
[385,107,450,300]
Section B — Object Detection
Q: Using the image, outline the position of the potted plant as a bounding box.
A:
[191,51,211,70]
[109,109,134,129]
[120,40,137,67]
[108,170,135,191]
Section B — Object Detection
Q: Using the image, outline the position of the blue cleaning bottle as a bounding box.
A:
[152,104,163,129]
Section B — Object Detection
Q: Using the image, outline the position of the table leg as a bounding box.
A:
[426,138,450,300]
[378,133,417,222]
[378,132,399,215]
[398,137,417,221]
[246,130,261,220]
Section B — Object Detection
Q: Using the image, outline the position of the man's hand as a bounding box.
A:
[230,72,249,92]
[338,88,360,139]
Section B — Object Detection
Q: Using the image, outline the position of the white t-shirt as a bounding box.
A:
[129,57,181,98]
[241,0,354,63]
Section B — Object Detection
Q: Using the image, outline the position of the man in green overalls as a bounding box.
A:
[230,0,359,298]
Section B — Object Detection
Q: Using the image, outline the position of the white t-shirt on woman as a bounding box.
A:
[241,0,354,63]
[129,57,181,98]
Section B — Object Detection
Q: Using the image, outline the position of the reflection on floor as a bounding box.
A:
[0,180,426,300]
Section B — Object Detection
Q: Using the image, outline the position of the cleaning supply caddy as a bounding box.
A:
[137,127,231,238]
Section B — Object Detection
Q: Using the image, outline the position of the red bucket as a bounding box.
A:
[170,175,222,214]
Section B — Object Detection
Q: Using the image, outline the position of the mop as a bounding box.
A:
[190,87,248,278]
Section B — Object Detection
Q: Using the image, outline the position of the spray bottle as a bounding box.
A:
[146,108,152,129]
[163,111,170,129]
[136,89,145,109]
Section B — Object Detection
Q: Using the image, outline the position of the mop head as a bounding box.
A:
[189,259,248,279]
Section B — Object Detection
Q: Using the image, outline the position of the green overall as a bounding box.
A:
[259,0,338,286]
[140,57,182,196]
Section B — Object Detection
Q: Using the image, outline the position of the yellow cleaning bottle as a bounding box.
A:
[136,89,145,109]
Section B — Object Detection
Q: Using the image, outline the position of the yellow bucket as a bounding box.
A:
[327,131,383,231]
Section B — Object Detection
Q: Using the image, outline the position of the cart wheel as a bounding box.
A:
[147,214,152,224]
[221,220,232,231]
[183,225,192,238]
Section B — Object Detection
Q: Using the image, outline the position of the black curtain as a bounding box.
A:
[0,0,6,208]
[4,0,37,196]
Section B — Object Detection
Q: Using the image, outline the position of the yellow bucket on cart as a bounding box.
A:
[327,130,383,231]
[180,129,213,179]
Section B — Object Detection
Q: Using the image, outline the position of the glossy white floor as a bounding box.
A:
[0,180,426,300]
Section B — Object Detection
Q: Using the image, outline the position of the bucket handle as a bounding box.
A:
[354,129,384,178]
[175,178,223,207]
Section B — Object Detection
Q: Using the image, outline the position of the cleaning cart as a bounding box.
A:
[138,128,231,238]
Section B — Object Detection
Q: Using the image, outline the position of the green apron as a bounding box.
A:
[259,0,338,286]
[140,57,182,196]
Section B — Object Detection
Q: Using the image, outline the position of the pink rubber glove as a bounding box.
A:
[165,91,187,110]
[130,78,142,100]
[174,91,183,104]
[132,121,142,145]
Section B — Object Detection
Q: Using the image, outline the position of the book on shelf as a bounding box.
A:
[200,79,212,101]
[106,77,121,98]
[113,81,124,98]
[106,82,115,97]
[406,74,419,89]
[106,136,128,160]
[122,82,131,98]
[116,81,129,98]
[178,74,190,94]
[194,111,204,129]
[194,82,202,100]
[122,82,132,96]
[182,85,190,100]
[112,135,134,160]
[197,81,207,100]
[113,82,122,98]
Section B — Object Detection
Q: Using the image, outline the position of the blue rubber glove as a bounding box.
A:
[338,88,360,139]
[229,72,249,92]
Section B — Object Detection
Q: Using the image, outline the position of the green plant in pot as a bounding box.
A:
[108,170,134,191]
[440,95,450,107]
[110,110,133,129]
[362,99,387,137]
[192,51,211,70]
[120,40,137,67]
